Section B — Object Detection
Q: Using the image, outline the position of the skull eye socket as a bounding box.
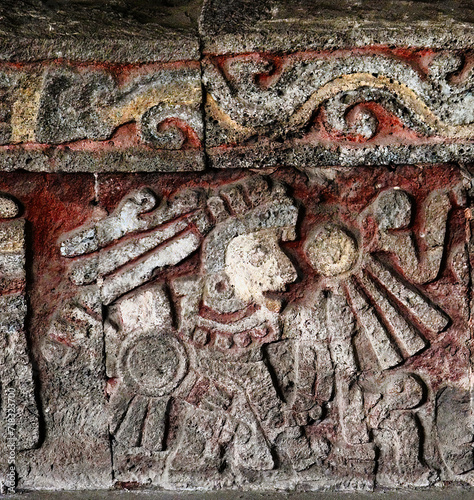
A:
[215,279,228,293]
[248,244,267,267]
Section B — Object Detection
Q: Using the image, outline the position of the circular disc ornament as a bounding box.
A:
[305,223,359,277]
[118,332,187,397]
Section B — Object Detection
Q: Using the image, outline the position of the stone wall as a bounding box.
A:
[0,0,473,493]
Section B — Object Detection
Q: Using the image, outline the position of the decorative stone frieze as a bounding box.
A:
[0,0,473,494]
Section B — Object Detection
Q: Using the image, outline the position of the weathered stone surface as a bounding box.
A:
[0,175,111,490]
[200,0,474,54]
[0,61,204,172]
[0,0,203,63]
[199,2,474,168]
[0,194,20,218]
[202,47,474,168]
[6,489,474,500]
[0,197,39,494]
[0,2,471,171]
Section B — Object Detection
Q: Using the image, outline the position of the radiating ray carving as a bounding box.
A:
[304,221,450,372]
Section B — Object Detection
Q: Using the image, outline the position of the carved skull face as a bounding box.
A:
[224,229,297,305]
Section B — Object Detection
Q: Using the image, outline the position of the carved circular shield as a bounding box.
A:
[119,333,188,397]
[305,223,359,277]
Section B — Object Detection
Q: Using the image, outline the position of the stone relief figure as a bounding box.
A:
[48,176,324,486]
[166,177,324,482]
[45,174,461,487]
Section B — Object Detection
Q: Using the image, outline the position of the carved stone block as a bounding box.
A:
[0,63,204,172]
[202,49,474,168]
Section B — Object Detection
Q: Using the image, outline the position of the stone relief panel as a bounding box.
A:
[0,165,472,491]
[0,174,112,490]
